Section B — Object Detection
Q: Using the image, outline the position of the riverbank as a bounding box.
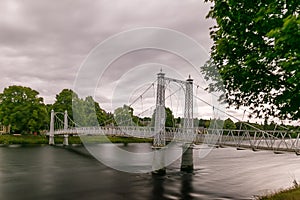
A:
[258,182,300,200]
[0,134,153,145]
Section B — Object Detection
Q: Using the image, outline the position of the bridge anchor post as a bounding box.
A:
[63,135,69,146]
[49,135,55,145]
[49,109,55,145]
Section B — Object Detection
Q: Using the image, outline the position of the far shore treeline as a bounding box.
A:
[0,85,299,135]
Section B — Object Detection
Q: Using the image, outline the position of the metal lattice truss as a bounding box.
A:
[49,122,300,153]
[52,126,194,141]
[214,129,300,153]
[153,72,166,147]
[48,71,300,154]
[153,72,194,147]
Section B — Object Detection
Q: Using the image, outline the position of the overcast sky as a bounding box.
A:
[1,0,297,125]
[0,0,213,100]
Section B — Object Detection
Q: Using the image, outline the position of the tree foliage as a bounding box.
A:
[165,107,175,127]
[203,0,300,120]
[223,118,236,129]
[73,96,110,127]
[52,89,77,121]
[114,105,141,126]
[51,89,110,127]
[0,86,48,133]
[151,107,176,128]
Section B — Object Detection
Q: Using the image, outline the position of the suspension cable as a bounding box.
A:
[193,82,290,130]
[128,80,156,107]
[193,95,275,133]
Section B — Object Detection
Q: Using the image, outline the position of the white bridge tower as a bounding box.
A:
[153,71,194,173]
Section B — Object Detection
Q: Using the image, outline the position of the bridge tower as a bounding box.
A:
[49,109,55,145]
[183,75,194,136]
[152,71,195,174]
[152,71,166,175]
[181,76,194,172]
[153,71,166,147]
[63,110,69,146]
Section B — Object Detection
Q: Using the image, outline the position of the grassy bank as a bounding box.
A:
[0,134,153,145]
[0,134,81,145]
[258,182,300,200]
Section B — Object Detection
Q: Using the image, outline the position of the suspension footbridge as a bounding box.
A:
[47,71,300,173]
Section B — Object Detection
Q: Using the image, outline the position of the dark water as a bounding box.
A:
[1,144,300,200]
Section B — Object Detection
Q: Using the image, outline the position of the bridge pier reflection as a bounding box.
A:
[181,144,194,172]
[181,173,194,199]
[49,109,55,145]
[150,169,194,199]
[151,173,165,200]
[152,147,166,175]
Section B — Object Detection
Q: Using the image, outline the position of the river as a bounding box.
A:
[0,143,300,200]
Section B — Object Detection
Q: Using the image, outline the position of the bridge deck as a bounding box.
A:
[47,127,300,153]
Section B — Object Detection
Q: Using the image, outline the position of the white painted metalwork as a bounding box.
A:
[183,76,193,143]
[153,71,166,147]
[49,109,55,145]
[47,72,300,156]
[63,110,69,146]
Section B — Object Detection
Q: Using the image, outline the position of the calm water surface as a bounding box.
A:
[1,144,300,200]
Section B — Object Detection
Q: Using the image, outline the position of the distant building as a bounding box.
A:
[0,124,10,134]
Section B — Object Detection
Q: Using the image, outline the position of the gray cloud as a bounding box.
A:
[0,0,227,119]
[0,0,214,96]
[1,0,291,125]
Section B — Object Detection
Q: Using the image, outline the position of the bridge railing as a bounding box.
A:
[51,126,200,142]
[215,129,300,152]
[49,126,300,152]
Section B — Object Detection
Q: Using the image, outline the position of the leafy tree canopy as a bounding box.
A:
[0,85,48,133]
[52,89,78,120]
[224,118,236,129]
[151,107,176,128]
[114,105,138,126]
[165,107,175,127]
[203,0,300,120]
[73,96,110,127]
[51,89,110,127]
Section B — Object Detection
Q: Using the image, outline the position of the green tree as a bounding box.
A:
[52,89,78,121]
[53,90,109,126]
[203,0,300,120]
[0,85,48,134]
[114,105,138,126]
[151,107,175,128]
[114,105,135,126]
[223,118,236,130]
[199,118,210,128]
[263,119,277,130]
[210,118,224,129]
[94,101,109,126]
[165,107,175,127]
[72,96,110,127]
[235,122,246,130]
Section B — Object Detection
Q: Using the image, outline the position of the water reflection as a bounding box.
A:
[150,172,195,199]
[1,144,300,200]
[151,174,165,200]
[181,173,194,200]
